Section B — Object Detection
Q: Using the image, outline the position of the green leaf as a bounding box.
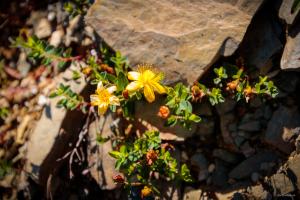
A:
[181,164,193,182]
[109,151,122,159]
[72,70,81,80]
[120,145,127,154]
[188,114,201,123]
[116,72,128,92]
[165,115,177,127]
[66,100,77,110]
[49,91,58,98]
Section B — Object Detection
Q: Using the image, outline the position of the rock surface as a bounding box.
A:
[270,173,295,195]
[34,18,52,39]
[183,187,201,200]
[281,24,300,70]
[287,153,300,190]
[87,113,118,190]
[279,0,300,25]
[264,106,300,154]
[191,153,209,181]
[25,64,87,186]
[248,185,271,199]
[237,1,283,69]
[229,152,278,179]
[86,0,264,85]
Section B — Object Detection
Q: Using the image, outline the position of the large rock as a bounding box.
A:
[25,64,89,186]
[228,151,278,179]
[87,113,119,190]
[88,113,119,190]
[248,185,271,199]
[237,0,283,69]
[287,153,300,190]
[219,113,237,151]
[86,0,265,85]
[183,187,202,200]
[191,153,209,181]
[279,0,300,25]
[264,106,300,154]
[281,24,300,70]
[269,173,295,195]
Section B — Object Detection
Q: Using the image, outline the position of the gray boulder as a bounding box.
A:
[86,0,265,85]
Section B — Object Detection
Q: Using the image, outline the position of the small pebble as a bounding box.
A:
[38,95,48,106]
[34,18,52,39]
[47,11,56,22]
[208,164,215,173]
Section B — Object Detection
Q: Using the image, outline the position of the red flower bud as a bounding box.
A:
[113,174,125,183]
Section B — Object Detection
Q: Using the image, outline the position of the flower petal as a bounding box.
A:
[151,82,166,94]
[126,81,143,92]
[128,71,140,81]
[98,103,109,115]
[109,96,120,105]
[107,86,117,94]
[97,81,104,90]
[90,94,100,106]
[153,72,164,82]
[144,84,155,103]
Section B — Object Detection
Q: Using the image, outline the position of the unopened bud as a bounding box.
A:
[146,150,158,166]
[157,106,170,119]
[191,85,205,102]
[122,90,129,99]
[113,174,125,183]
[141,186,152,198]
[226,80,239,91]
[82,66,92,75]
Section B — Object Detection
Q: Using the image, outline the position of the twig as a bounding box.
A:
[0,19,8,29]
[56,107,92,178]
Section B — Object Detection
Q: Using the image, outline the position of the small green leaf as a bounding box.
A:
[72,70,81,80]
[181,164,193,182]
[109,151,122,159]
[49,91,58,98]
[165,115,177,127]
[188,114,201,122]
[116,72,129,92]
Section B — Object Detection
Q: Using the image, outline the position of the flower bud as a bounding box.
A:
[82,66,92,75]
[100,64,114,74]
[19,28,29,40]
[146,150,158,166]
[191,85,205,102]
[226,80,239,91]
[122,90,129,99]
[112,174,125,183]
[141,186,152,198]
[157,106,170,119]
[243,86,254,102]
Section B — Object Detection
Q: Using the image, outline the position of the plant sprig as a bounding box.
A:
[109,131,192,198]
[49,83,87,112]
[11,31,79,70]
[164,83,201,129]
[64,0,93,18]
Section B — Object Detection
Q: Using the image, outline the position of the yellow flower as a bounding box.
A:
[126,64,166,103]
[90,82,120,115]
